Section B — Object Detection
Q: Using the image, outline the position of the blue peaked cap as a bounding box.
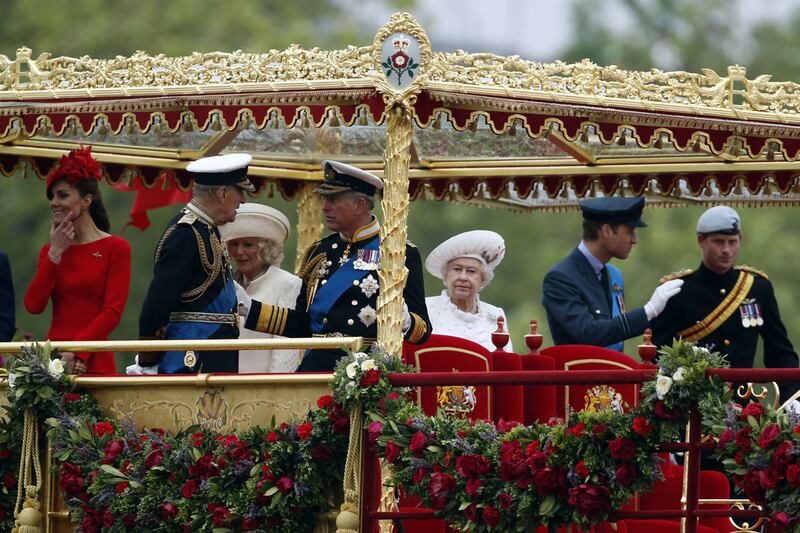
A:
[578,197,647,228]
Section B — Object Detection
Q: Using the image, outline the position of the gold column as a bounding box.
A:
[294,182,324,274]
[376,102,413,356]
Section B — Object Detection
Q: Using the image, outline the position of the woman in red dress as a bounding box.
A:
[24,147,131,375]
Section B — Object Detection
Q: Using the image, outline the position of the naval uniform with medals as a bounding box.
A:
[651,263,799,402]
[139,203,240,373]
[244,215,431,371]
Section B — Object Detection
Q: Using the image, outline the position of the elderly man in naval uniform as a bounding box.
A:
[236,160,431,372]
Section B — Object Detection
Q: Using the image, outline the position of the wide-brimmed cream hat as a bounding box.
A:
[425,230,505,287]
[219,203,291,243]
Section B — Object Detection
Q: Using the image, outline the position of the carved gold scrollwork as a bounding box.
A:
[229,399,314,428]
[110,398,194,429]
[727,501,765,532]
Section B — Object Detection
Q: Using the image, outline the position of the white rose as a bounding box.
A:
[353,352,367,361]
[345,380,356,392]
[672,367,687,383]
[345,362,359,379]
[48,358,65,379]
[655,375,673,399]
[7,372,16,389]
[360,359,377,372]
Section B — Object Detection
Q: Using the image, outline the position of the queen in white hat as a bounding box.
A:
[424,230,513,352]
[220,203,302,372]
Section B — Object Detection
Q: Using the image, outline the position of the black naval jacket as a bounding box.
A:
[651,263,799,401]
[244,217,431,368]
[139,204,239,373]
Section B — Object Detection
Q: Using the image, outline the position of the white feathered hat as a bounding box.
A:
[425,230,506,287]
[219,203,291,243]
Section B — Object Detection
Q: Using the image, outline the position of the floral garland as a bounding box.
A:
[2,340,799,531]
[2,345,351,532]
[333,341,793,532]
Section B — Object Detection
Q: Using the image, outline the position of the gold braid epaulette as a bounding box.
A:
[659,268,693,284]
[296,240,323,279]
[736,265,769,280]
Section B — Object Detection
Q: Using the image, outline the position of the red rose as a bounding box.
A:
[498,492,513,510]
[144,449,163,469]
[3,473,16,488]
[123,513,137,527]
[312,445,332,460]
[741,402,765,420]
[608,437,637,461]
[242,517,260,531]
[102,511,114,527]
[332,416,350,434]
[786,464,800,487]
[464,503,478,523]
[735,472,766,503]
[63,392,82,404]
[158,503,178,521]
[211,506,231,527]
[632,416,653,436]
[275,476,294,494]
[384,441,401,464]
[0,448,9,459]
[427,472,456,509]
[568,484,612,520]
[455,454,491,478]
[496,419,520,433]
[566,422,585,437]
[575,460,590,479]
[93,421,114,437]
[794,424,800,433]
[360,368,382,386]
[533,467,567,497]
[190,431,205,447]
[718,429,734,447]
[266,431,279,443]
[60,463,85,499]
[772,512,797,529]
[409,431,428,454]
[482,506,501,528]
[615,463,637,486]
[412,467,428,485]
[317,394,333,409]
[735,427,753,452]
[367,421,384,444]
[756,469,780,490]
[101,440,124,464]
[115,481,129,494]
[465,477,482,496]
[182,479,199,498]
[758,423,781,450]
[390,51,410,69]
[297,422,313,440]
[592,424,607,436]
[653,400,682,420]
[529,451,548,471]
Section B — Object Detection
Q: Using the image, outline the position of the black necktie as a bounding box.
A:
[600,266,611,309]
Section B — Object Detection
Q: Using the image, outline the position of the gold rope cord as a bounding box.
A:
[376,103,413,356]
[12,408,43,533]
[294,183,324,275]
[335,404,363,533]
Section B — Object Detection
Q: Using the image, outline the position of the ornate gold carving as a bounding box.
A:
[111,398,195,429]
[195,390,228,431]
[1,45,375,92]
[295,183,324,275]
[229,398,314,427]
[727,501,764,531]
[372,12,432,97]
[583,385,623,413]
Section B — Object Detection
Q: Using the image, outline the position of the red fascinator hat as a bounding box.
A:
[46,146,102,195]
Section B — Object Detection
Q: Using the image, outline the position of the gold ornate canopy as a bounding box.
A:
[3,12,800,210]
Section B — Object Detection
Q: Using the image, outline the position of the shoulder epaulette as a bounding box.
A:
[659,268,693,284]
[296,240,324,279]
[736,265,769,280]
[177,211,198,225]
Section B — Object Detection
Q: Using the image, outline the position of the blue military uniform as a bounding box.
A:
[244,160,431,371]
[0,250,15,342]
[542,197,649,350]
[138,154,254,374]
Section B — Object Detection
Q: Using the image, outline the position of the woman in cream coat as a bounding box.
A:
[221,203,302,372]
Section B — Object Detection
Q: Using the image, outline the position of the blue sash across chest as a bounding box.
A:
[606,264,625,352]
[308,238,380,333]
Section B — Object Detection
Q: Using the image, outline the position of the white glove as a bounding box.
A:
[786,400,800,417]
[644,279,684,320]
[234,281,252,318]
[402,302,411,333]
[125,354,158,375]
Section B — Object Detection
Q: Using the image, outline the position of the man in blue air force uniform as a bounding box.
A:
[542,197,683,351]
[136,153,252,374]
[236,160,431,372]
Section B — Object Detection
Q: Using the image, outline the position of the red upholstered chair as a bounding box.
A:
[539,344,730,533]
[403,334,494,421]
